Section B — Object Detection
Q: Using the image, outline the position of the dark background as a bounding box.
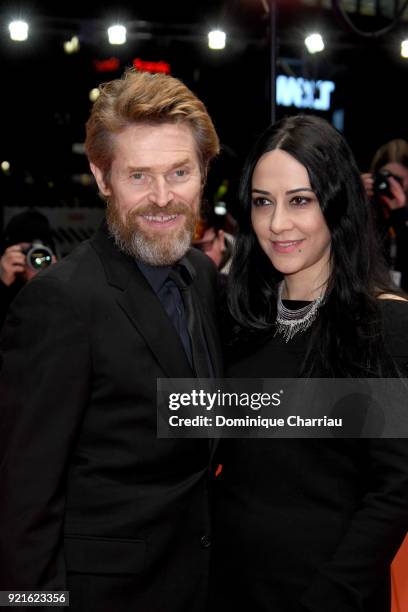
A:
[1,0,407,218]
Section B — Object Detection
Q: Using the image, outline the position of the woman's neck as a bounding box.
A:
[282,267,330,301]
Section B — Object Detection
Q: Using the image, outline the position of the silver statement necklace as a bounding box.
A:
[275,281,324,342]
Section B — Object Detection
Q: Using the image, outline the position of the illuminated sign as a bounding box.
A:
[93,57,171,75]
[94,58,120,72]
[133,58,171,74]
[276,75,335,111]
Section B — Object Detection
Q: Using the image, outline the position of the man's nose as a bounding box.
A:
[148,176,174,207]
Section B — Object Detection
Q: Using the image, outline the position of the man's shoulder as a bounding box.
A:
[36,240,100,288]
[3,240,108,329]
[186,247,217,277]
[184,249,224,315]
[14,240,103,315]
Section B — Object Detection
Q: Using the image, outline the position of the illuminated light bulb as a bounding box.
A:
[214,202,227,215]
[401,39,408,58]
[208,30,226,50]
[305,33,325,54]
[108,25,126,45]
[64,36,80,54]
[9,20,29,42]
[89,88,100,102]
[1,161,11,172]
[80,174,93,186]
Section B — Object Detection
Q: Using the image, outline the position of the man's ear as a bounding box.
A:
[90,163,111,197]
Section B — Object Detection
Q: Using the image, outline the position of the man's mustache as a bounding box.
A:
[128,203,192,218]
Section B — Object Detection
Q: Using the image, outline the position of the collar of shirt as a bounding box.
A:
[136,255,195,295]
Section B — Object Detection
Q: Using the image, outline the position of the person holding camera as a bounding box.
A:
[362,139,408,290]
[193,205,235,280]
[0,210,56,327]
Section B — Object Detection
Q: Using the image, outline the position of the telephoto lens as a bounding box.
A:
[25,240,53,270]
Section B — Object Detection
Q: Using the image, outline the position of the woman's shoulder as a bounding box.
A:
[377,294,408,325]
[377,293,408,302]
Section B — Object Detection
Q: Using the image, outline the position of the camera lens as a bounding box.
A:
[373,171,392,198]
[26,241,53,270]
[373,170,404,199]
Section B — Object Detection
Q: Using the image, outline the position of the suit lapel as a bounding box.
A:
[91,224,222,457]
[117,278,194,378]
[184,254,223,460]
[192,283,223,378]
[183,251,223,378]
[91,224,194,378]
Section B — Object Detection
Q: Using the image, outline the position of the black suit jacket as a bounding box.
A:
[0,224,223,612]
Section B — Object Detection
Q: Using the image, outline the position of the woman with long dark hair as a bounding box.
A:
[210,115,408,612]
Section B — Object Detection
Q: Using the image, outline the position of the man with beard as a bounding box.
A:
[0,70,222,612]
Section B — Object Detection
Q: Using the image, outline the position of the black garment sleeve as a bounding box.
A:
[0,276,90,590]
[301,439,408,612]
[389,207,408,290]
[301,302,408,612]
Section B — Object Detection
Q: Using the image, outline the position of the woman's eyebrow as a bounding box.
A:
[286,188,314,194]
[252,188,270,195]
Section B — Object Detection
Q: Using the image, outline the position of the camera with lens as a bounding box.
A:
[22,240,54,271]
[373,170,403,199]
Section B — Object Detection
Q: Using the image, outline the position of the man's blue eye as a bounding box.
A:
[174,169,189,178]
[169,169,190,181]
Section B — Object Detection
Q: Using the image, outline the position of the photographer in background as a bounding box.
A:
[362,139,408,290]
[192,203,235,282]
[0,210,56,327]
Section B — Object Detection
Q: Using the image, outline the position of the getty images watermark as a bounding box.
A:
[157,378,408,438]
[167,388,341,429]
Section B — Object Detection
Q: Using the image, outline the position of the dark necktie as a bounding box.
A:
[169,266,213,378]
[159,276,193,368]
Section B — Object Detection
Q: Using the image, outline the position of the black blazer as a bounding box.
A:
[0,224,223,612]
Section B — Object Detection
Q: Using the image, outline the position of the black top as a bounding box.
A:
[211,299,408,612]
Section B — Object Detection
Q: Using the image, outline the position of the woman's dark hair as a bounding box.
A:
[228,114,401,376]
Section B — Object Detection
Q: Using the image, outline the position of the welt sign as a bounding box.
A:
[277,75,335,111]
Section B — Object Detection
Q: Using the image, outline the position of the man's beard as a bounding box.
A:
[106,199,198,266]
